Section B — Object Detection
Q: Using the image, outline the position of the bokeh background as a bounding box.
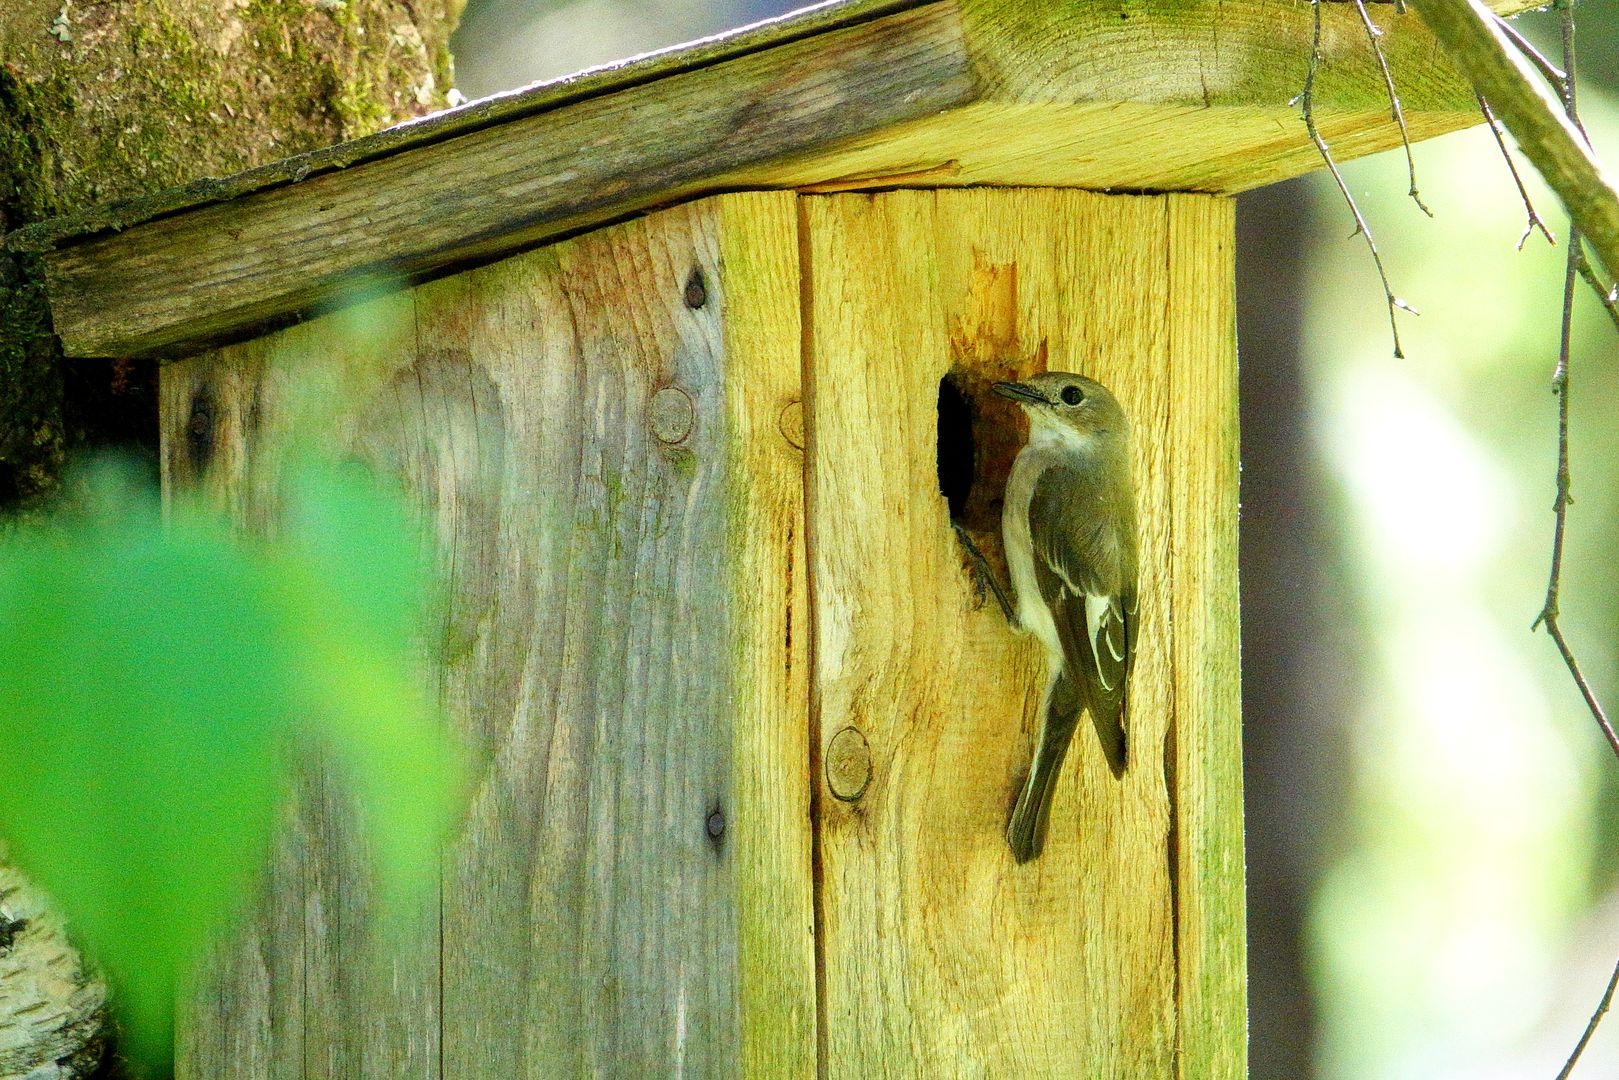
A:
[446,0,1619,1074]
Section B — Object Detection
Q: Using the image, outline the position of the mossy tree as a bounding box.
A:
[0,0,464,508]
[0,3,461,1076]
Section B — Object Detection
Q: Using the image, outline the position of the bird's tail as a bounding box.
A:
[1007,675,1083,863]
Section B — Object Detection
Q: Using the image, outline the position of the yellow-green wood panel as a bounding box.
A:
[801,188,1244,1077]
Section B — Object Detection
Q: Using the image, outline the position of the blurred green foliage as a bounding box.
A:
[1301,89,1619,1078]
[0,456,462,1077]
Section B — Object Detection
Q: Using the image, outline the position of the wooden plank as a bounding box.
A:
[1165,196,1246,1079]
[22,0,1487,360]
[802,188,1239,1074]
[715,198,819,1080]
[164,192,814,1078]
[164,292,442,1080]
[34,4,969,360]
[2,0,1540,261]
[165,346,304,1080]
[422,191,813,1079]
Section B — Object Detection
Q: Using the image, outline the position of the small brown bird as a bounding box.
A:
[994,372,1138,864]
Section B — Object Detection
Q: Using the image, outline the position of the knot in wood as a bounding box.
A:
[825,726,872,802]
[649,386,695,444]
[683,267,708,309]
[778,399,804,450]
[186,390,216,472]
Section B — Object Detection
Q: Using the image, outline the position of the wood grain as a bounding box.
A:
[162,193,814,1079]
[166,291,440,1080]
[160,186,1242,1077]
[801,188,1240,1076]
[26,0,1483,360]
[2,0,1542,262]
[1166,196,1246,1079]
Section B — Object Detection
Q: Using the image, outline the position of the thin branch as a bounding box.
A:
[1353,0,1433,215]
[1531,214,1619,764]
[1530,4,1619,1072]
[1557,954,1619,1080]
[1491,11,1568,89]
[1295,0,1416,357]
[1477,93,1555,249]
[1407,0,1619,286]
[1574,245,1619,334]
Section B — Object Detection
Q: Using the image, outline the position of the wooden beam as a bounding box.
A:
[1166,194,1246,1080]
[14,0,1495,358]
[29,5,968,360]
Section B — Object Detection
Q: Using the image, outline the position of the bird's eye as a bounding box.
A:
[1060,385,1084,406]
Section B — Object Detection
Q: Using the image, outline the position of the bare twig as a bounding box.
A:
[1574,245,1619,334]
[1531,215,1619,765]
[1528,5,1619,1073]
[1491,10,1568,89]
[1557,954,1619,1080]
[1352,0,1433,215]
[1407,0,1619,286]
[1295,0,1416,357]
[1530,0,1619,753]
[1476,93,1555,249]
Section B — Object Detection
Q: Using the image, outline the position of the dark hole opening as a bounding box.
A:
[937,374,975,522]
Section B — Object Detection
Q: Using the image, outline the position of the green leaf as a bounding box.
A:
[0,458,462,1075]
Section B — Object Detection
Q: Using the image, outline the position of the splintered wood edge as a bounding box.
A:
[15,0,1538,359]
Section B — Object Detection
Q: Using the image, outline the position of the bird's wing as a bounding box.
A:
[1028,463,1137,772]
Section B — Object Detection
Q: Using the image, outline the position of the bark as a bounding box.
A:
[0,2,462,1074]
[0,848,109,1080]
[0,0,465,507]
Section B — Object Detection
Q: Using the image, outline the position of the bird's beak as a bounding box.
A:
[992,381,1047,405]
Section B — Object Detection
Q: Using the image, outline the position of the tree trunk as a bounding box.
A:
[0,0,464,506]
[0,2,461,1074]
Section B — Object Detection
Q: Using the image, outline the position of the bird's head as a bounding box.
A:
[992,371,1125,445]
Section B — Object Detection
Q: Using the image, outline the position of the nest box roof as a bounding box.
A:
[9,0,1526,359]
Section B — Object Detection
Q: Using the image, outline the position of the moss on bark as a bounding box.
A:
[0,0,463,506]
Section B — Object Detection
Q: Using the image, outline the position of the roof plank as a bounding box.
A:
[31,3,970,358]
[11,0,1519,358]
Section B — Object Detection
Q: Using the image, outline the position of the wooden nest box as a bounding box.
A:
[12,0,1500,1074]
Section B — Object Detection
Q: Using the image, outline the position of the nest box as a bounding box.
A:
[9,0,1509,1074]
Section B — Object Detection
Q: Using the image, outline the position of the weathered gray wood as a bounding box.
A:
[162,192,814,1079]
[427,191,814,1080]
[36,4,968,360]
[165,296,440,1080]
[3,0,923,254]
[16,0,1513,360]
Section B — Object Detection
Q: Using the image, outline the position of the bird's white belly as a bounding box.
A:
[1003,456,1065,669]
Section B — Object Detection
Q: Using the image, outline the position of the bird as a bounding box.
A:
[992,372,1138,864]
